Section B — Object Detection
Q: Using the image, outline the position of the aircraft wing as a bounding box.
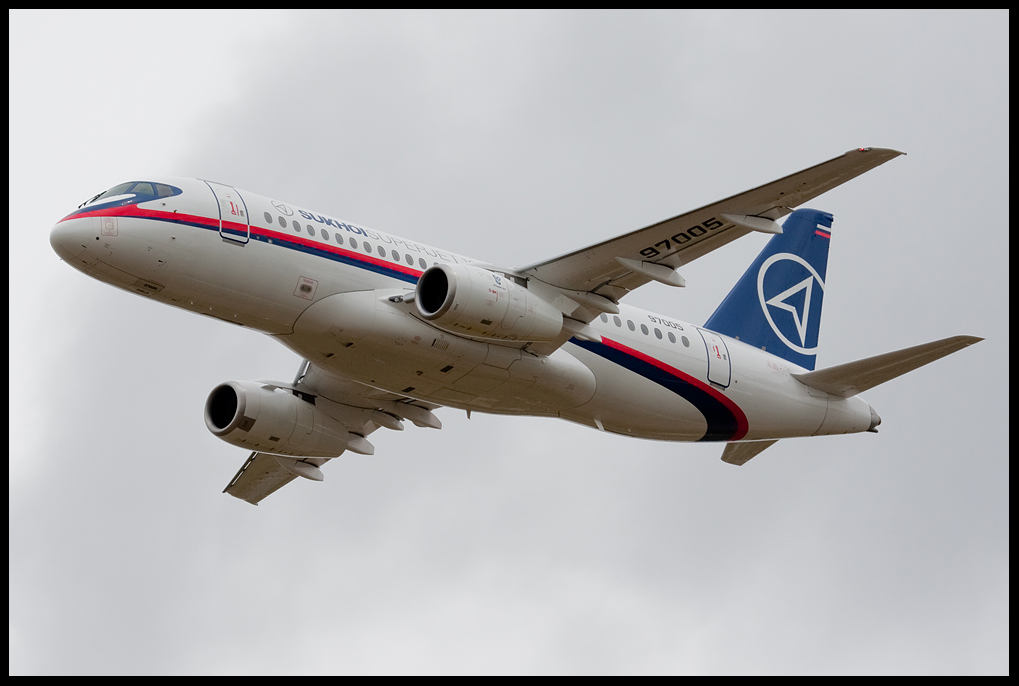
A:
[223,361,442,505]
[223,451,305,504]
[518,148,904,306]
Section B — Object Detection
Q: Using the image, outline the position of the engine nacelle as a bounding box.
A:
[204,380,358,457]
[415,263,563,342]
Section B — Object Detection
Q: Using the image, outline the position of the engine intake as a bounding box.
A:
[205,381,359,457]
[415,263,563,342]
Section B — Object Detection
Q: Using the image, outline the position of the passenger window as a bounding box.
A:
[406,254,414,266]
[308,226,316,237]
[640,324,649,335]
[654,328,662,339]
[322,230,330,241]
[613,316,622,327]
[681,336,690,347]
[336,234,344,246]
[278,216,287,228]
[418,258,427,269]
[627,320,635,331]
[264,212,272,224]
[350,239,359,250]
[378,246,386,258]
[365,243,372,254]
[668,332,676,344]
[600,314,608,323]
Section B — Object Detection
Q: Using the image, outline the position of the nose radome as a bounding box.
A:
[50,219,90,263]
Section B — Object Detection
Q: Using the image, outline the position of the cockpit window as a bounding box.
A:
[90,182,134,203]
[85,181,181,206]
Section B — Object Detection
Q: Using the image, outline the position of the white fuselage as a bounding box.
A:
[50,178,875,443]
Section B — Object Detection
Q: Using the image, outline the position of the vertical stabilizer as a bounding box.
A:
[704,208,833,370]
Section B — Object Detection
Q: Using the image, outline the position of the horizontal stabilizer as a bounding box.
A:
[721,439,778,466]
[793,335,983,398]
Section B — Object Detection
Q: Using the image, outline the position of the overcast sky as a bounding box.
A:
[9,10,1008,675]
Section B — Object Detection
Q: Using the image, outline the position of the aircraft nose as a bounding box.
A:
[50,219,90,263]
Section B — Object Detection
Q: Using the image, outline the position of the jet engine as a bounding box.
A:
[415,263,563,342]
[204,380,362,457]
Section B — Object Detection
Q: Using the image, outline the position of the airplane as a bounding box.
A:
[49,148,982,505]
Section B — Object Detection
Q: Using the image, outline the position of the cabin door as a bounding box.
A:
[205,181,250,244]
[698,328,732,388]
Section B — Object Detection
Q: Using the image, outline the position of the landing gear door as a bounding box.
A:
[698,328,732,388]
[205,181,250,244]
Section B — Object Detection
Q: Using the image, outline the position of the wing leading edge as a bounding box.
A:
[518,148,904,305]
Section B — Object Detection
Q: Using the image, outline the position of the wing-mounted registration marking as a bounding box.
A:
[518,148,903,303]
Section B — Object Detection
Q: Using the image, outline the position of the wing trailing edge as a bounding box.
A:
[223,452,305,505]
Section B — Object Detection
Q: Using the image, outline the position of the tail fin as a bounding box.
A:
[704,208,833,370]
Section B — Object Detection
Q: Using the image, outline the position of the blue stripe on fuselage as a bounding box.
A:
[571,337,745,442]
[107,209,423,285]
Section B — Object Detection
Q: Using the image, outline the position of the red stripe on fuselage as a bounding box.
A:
[61,203,219,230]
[601,336,749,441]
[62,204,425,280]
[247,224,423,279]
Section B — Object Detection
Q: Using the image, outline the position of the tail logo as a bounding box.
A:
[756,253,825,355]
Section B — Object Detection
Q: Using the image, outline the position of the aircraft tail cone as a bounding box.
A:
[868,406,882,433]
